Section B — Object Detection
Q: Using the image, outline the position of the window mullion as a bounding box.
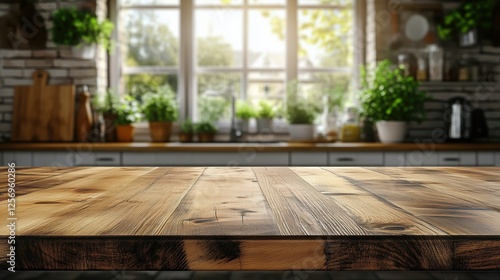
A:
[286,0,298,84]
[243,0,249,100]
[181,0,194,121]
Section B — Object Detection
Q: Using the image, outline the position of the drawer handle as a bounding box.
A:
[443,158,460,162]
[96,157,115,162]
[337,157,354,162]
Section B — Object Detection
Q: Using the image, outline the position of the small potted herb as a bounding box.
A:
[256,100,276,134]
[114,96,142,142]
[285,81,319,141]
[236,101,255,134]
[360,60,427,143]
[179,119,194,143]
[142,86,178,142]
[51,7,114,59]
[437,0,495,47]
[195,122,217,143]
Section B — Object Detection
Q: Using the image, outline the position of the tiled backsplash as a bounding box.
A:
[0,0,107,140]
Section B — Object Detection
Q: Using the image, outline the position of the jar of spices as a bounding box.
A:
[398,53,416,79]
[428,44,444,81]
[458,58,470,81]
[416,52,428,81]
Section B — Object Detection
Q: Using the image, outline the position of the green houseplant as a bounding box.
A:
[256,100,276,134]
[236,101,255,134]
[114,96,142,142]
[51,7,114,58]
[437,0,495,47]
[360,60,427,143]
[195,122,217,143]
[179,119,194,143]
[285,82,319,141]
[142,86,179,142]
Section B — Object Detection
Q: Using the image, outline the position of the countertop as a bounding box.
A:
[1,142,500,152]
[1,166,499,270]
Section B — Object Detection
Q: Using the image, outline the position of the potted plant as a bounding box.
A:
[114,96,142,142]
[51,7,114,59]
[256,100,276,134]
[360,60,427,143]
[179,119,194,143]
[93,89,119,142]
[195,122,217,143]
[236,101,255,134]
[437,0,495,47]
[142,86,178,142]
[285,81,319,141]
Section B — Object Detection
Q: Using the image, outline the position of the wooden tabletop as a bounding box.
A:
[1,142,500,152]
[1,167,499,271]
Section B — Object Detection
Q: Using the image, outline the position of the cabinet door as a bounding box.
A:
[33,152,74,167]
[329,152,384,166]
[438,152,476,166]
[290,152,327,166]
[73,152,121,166]
[122,152,156,166]
[477,151,495,166]
[496,152,500,167]
[2,152,33,166]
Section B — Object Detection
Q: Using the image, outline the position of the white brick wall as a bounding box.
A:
[0,0,106,141]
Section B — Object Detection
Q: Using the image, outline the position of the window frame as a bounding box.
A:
[110,0,360,127]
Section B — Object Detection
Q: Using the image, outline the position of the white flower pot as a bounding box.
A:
[72,44,96,59]
[256,118,273,134]
[376,121,407,143]
[289,124,315,141]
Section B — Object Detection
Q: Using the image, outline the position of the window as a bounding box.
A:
[114,0,355,124]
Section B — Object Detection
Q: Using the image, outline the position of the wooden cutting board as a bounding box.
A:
[12,70,75,142]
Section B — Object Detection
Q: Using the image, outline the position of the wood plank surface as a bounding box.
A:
[0,167,499,271]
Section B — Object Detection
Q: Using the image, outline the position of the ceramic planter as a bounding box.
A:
[198,133,215,143]
[239,119,250,134]
[178,133,193,143]
[289,124,315,141]
[256,118,273,134]
[459,29,478,48]
[149,122,173,142]
[116,125,135,142]
[376,121,407,143]
[72,44,96,59]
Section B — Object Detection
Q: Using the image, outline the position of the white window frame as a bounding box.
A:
[110,0,360,127]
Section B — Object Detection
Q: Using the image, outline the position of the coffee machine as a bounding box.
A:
[444,97,489,142]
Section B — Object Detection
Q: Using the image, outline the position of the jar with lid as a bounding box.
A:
[339,107,361,142]
[428,44,444,81]
[416,52,428,81]
[398,53,416,79]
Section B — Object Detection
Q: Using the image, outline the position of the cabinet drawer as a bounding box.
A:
[33,152,74,167]
[94,152,121,166]
[2,152,33,166]
[290,152,327,166]
[329,152,383,166]
[122,152,156,166]
[477,151,495,166]
[156,152,288,166]
[438,152,476,166]
[384,152,406,166]
[405,151,438,166]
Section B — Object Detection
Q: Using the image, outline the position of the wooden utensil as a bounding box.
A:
[12,70,75,142]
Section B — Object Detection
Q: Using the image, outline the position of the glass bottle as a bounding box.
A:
[339,107,361,142]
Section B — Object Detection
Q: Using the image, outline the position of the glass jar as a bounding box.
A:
[416,52,428,82]
[339,107,361,142]
[428,44,444,81]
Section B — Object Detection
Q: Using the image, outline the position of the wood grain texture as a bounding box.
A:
[0,167,499,271]
[1,142,500,152]
[11,70,75,142]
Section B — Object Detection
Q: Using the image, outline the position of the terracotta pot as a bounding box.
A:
[149,122,173,142]
[198,133,215,143]
[116,125,135,142]
[178,133,193,143]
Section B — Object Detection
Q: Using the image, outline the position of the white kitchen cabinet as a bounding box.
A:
[329,152,384,166]
[495,152,500,167]
[477,151,496,166]
[2,152,33,166]
[384,152,406,166]
[160,152,289,166]
[74,152,121,166]
[33,152,74,167]
[404,151,438,166]
[290,152,328,166]
[438,152,476,166]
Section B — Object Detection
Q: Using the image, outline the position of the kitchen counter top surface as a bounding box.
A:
[1,142,500,152]
[1,166,499,270]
